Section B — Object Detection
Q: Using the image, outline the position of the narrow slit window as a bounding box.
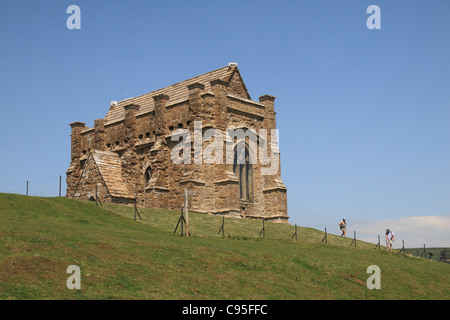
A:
[233,145,253,202]
[144,167,152,188]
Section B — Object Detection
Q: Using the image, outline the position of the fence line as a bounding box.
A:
[1,179,447,263]
[0,175,65,197]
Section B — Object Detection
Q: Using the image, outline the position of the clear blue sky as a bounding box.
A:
[1,0,449,246]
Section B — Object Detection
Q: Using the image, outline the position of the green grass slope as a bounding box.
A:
[0,193,448,300]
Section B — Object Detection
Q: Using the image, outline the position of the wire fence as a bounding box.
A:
[401,246,450,262]
[321,229,448,262]
[0,176,448,264]
[0,175,66,197]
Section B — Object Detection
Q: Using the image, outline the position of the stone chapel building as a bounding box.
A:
[66,64,288,223]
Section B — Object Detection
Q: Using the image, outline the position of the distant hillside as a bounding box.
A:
[403,247,450,262]
[0,193,449,300]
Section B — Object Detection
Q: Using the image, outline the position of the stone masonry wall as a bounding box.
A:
[67,71,288,223]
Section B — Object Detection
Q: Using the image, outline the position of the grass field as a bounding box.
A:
[0,193,449,300]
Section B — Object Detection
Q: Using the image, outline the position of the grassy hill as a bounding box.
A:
[0,193,448,300]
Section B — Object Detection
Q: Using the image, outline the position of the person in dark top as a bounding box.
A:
[339,218,347,237]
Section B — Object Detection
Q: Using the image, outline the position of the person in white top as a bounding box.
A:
[385,229,394,252]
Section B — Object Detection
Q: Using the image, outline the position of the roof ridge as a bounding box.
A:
[117,65,231,106]
[103,65,238,125]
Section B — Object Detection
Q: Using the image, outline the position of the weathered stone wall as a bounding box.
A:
[71,154,110,203]
[67,70,288,223]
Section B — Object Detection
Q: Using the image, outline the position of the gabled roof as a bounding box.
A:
[103,65,249,126]
[90,150,133,199]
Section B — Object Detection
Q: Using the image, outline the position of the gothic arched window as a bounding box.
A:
[144,167,152,188]
[233,146,253,202]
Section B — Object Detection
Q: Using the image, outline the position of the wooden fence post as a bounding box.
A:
[374,235,380,250]
[259,219,266,237]
[350,231,356,247]
[291,224,298,241]
[321,227,327,244]
[218,216,225,238]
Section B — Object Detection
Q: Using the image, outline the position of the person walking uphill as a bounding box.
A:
[386,229,394,252]
[339,218,347,237]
